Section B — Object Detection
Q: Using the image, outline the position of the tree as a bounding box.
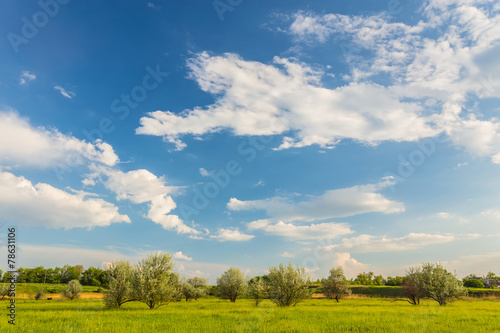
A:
[322,267,351,302]
[385,276,404,286]
[180,277,208,301]
[267,263,310,307]
[81,267,107,287]
[61,265,81,283]
[104,260,134,308]
[62,279,82,300]
[463,279,484,288]
[420,263,467,306]
[217,267,247,302]
[403,266,426,305]
[0,284,9,300]
[373,275,385,286]
[247,277,268,306]
[130,252,178,310]
[352,272,375,285]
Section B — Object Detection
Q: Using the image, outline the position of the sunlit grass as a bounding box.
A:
[0,297,499,332]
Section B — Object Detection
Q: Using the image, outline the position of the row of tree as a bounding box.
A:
[0,266,107,286]
[97,253,470,309]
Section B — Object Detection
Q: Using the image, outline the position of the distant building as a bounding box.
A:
[483,279,499,288]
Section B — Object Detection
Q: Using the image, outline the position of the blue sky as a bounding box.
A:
[1,0,500,282]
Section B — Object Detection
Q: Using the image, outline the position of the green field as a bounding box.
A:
[1,297,499,332]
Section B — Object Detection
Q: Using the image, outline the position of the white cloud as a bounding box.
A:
[434,212,452,218]
[247,220,353,240]
[19,71,36,85]
[286,2,500,162]
[332,252,371,279]
[321,233,457,253]
[136,52,437,150]
[86,167,199,235]
[210,228,254,242]
[0,111,118,168]
[443,252,500,278]
[281,251,295,257]
[0,170,130,229]
[173,251,193,261]
[481,209,500,219]
[199,168,209,176]
[54,85,76,99]
[253,180,265,187]
[228,179,404,222]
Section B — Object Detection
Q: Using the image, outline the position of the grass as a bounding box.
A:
[3,283,104,295]
[0,297,499,332]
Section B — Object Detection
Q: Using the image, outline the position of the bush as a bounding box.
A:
[247,277,268,306]
[464,279,484,288]
[268,263,310,307]
[35,290,45,300]
[62,280,82,300]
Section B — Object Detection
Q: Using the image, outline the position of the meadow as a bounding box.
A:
[1,296,499,332]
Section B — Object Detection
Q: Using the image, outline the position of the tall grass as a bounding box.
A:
[0,297,498,332]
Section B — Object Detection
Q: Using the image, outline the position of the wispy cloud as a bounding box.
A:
[228,179,403,222]
[19,71,36,85]
[199,167,210,176]
[54,85,76,99]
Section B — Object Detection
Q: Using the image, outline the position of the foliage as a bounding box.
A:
[403,266,426,305]
[463,279,484,288]
[420,263,467,306]
[350,272,384,285]
[130,252,177,310]
[267,263,310,307]
[385,276,405,286]
[181,277,208,301]
[81,267,108,287]
[0,284,9,300]
[61,265,83,284]
[247,277,268,306]
[322,266,351,302]
[104,260,133,308]
[35,289,45,300]
[217,267,247,302]
[62,279,82,300]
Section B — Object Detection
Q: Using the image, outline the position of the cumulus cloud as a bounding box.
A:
[210,228,255,242]
[136,52,437,150]
[173,251,193,261]
[0,170,130,229]
[85,167,199,234]
[54,85,76,99]
[136,0,500,163]
[333,252,371,279]
[19,71,36,85]
[228,179,404,222]
[0,111,118,168]
[247,219,353,240]
[286,1,500,162]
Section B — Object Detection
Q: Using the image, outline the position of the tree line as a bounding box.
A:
[0,265,107,286]
[2,252,497,310]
